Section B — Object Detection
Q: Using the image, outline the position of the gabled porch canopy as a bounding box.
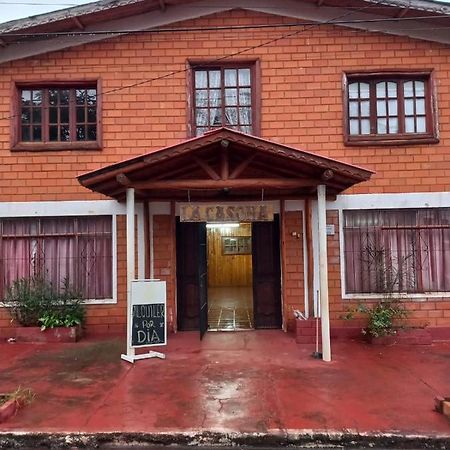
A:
[78,127,374,200]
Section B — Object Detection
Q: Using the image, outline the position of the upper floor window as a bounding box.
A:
[344,72,438,146]
[190,62,258,137]
[13,82,100,151]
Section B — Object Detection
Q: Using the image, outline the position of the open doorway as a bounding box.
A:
[176,217,282,337]
[206,223,253,331]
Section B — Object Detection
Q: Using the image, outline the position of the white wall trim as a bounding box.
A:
[332,192,450,300]
[285,200,304,211]
[0,200,126,217]
[149,201,171,216]
[331,192,450,210]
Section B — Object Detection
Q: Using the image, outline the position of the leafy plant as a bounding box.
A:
[345,301,408,338]
[4,274,85,329]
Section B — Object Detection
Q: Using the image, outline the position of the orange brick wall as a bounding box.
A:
[282,210,305,332]
[0,9,450,334]
[152,214,177,333]
[0,10,449,199]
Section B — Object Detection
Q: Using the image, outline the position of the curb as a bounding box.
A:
[0,430,449,449]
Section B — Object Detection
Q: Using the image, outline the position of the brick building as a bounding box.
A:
[0,0,449,358]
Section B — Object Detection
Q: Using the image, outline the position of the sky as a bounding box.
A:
[0,0,98,24]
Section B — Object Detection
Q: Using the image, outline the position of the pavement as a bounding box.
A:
[0,331,449,448]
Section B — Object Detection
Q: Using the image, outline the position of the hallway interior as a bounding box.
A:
[207,286,253,331]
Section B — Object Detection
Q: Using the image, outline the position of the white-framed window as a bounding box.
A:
[343,208,450,294]
[336,193,450,299]
[0,201,121,304]
[0,216,112,300]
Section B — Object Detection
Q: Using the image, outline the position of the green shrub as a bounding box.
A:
[3,275,85,328]
[357,300,408,338]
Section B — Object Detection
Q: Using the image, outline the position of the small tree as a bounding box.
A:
[344,242,410,338]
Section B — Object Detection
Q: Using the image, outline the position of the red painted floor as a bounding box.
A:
[0,331,449,435]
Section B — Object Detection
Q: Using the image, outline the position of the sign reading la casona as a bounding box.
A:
[180,203,274,222]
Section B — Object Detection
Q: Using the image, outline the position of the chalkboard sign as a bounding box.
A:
[130,280,167,349]
[132,303,165,346]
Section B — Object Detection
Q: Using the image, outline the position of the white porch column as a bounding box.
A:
[317,184,331,362]
[126,187,136,359]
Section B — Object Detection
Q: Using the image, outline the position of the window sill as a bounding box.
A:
[343,292,450,300]
[344,135,439,147]
[11,141,102,152]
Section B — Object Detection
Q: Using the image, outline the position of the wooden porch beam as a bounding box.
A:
[230,154,256,179]
[131,178,319,190]
[158,0,167,11]
[116,173,132,186]
[321,169,334,180]
[193,156,220,180]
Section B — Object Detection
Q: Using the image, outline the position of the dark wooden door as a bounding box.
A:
[198,222,208,339]
[176,220,208,334]
[252,216,282,329]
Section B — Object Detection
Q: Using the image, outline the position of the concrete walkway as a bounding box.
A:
[0,331,449,445]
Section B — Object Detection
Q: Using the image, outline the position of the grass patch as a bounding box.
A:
[0,387,35,407]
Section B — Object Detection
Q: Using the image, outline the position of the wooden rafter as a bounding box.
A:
[230,154,256,179]
[131,178,318,191]
[153,163,199,180]
[193,156,220,180]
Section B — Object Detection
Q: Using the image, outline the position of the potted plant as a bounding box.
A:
[3,274,85,343]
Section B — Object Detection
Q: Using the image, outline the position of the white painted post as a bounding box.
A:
[149,206,154,280]
[122,187,136,361]
[317,184,331,362]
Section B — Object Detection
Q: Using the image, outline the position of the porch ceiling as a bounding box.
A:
[77,128,374,201]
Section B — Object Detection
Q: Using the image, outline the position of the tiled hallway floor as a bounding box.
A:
[208,286,253,331]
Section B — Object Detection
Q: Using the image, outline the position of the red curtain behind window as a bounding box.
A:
[0,216,112,300]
